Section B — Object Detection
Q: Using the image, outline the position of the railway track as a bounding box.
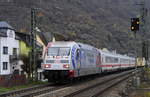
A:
[0,78,94,97]
[0,83,69,97]
[63,69,141,97]
[0,69,141,97]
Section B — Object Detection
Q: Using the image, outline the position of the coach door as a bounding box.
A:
[76,49,81,75]
[96,53,102,73]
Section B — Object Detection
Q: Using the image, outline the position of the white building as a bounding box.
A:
[0,21,20,75]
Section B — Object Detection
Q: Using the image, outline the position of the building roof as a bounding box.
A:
[0,21,14,37]
[37,31,48,46]
[15,32,47,48]
[0,21,14,30]
[15,32,31,46]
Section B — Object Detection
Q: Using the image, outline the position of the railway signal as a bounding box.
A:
[131,18,140,32]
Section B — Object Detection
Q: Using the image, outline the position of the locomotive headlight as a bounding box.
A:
[46,65,49,68]
[63,64,70,68]
[44,64,51,68]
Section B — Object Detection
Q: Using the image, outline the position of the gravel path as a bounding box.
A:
[99,78,130,97]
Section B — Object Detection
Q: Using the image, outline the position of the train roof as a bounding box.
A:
[47,41,135,60]
[47,41,76,47]
[48,41,98,51]
[100,49,135,60]
[77,42,98,51]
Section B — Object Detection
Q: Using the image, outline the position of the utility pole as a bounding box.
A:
[136,1,147,35]
[30,8,37,81]
[136,0,148,67]
[30,8,52,81]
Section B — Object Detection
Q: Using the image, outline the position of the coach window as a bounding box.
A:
[121,59,124,63]
[114,58,118,63]
[87,51,94,64]
[80,49,85,59]
[106,57,111,63]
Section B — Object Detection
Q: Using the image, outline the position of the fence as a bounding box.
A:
[0,74,26,87]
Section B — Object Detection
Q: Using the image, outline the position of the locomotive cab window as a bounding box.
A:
[48,47,70,56]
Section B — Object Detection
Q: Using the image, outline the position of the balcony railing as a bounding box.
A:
[9,55,19,62]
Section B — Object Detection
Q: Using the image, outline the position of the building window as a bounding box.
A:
[13,48,17,55]
[3,46,8,54]
[0,29,7,33]
[3,62,8,70]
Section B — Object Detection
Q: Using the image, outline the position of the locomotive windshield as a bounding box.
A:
[48,47,70,56]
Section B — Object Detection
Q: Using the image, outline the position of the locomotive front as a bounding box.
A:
[42,42,75,82]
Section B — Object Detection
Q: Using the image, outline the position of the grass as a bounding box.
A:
[131,68,150,97]
[0,81,48,93]
[145,92,150,97]
[139,82,150,88]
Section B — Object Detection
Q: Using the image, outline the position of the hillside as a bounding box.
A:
[0,0,149,56]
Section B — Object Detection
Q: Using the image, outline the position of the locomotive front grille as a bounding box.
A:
[61,60,69,63]
[46,60,69,63]
[46,60,54,63]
